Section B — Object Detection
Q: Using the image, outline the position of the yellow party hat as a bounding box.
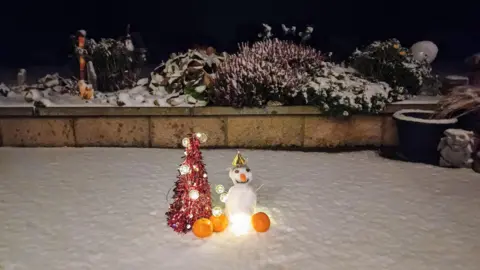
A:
[232,151,247,167]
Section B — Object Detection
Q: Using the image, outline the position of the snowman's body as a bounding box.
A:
[225,184,257,219]
[225,165,257,220]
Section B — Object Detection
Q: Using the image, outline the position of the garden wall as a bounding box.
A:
[0,101,438,149]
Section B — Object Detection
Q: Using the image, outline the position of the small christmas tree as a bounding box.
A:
[166,132,212,233]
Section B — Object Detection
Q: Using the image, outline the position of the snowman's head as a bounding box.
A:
[229,166,253,185]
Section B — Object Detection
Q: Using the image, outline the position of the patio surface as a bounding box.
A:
[0,148,479,270]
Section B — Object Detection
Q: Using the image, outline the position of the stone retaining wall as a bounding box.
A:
[0,103,437,148]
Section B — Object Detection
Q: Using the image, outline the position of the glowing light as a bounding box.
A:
[182,138,190,148]
[219,193,228,203]
[193,165,199,172]
[203,173,207,178]
[215,184,225,194]
[229,213,252,236]
[178,164,190,175]
[195,132,208,143]
[188,189,200,200]
[212,206,223,217]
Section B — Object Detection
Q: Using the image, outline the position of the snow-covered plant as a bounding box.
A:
[257,23,273,40]
[149,47,227,104]
[71,27,146,92]
[349,39,439,95]
[86,38,136,92]
[210,39,324,107]
[303,62,408,116]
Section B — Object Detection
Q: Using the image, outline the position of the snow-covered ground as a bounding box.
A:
[0,148,479,270]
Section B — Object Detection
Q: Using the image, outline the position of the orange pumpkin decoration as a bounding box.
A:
[192,218,213,238]
[251,212,270,233]
[209,214,228,232]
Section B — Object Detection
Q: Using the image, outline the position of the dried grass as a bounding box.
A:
[434,85,480,119]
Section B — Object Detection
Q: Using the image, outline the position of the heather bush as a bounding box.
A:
[349,39,439,95]
[210,39,324,107]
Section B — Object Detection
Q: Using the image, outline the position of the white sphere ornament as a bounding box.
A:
[182,138,190,148]
[189,189,200,200]
[195,132,208,143]
[410,41,438,63]
[178,164,191,175]
[215,184,225,194]
[212,206,223,217]
[220,193,228,203]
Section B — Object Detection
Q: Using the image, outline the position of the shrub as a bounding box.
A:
[149,47,226,105]
[71,27,147,92]
[210,38,408,115]
[210,39,324,107]
[349,39,438,95]
[303,62,408,116]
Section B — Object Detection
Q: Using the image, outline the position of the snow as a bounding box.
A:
[392,95,441,104]
[393,109,458,124]
[1,148,479,270]
[445,75,468,81]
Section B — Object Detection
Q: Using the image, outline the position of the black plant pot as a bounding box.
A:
[457,110,480,134]
[393,109,458,165]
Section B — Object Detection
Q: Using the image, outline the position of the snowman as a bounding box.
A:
[224,151,257,235]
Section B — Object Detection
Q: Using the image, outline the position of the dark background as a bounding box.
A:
[0,0,479,72]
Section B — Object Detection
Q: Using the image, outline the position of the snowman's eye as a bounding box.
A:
[234,170,239,173]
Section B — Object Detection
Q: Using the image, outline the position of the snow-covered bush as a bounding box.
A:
[349,39,439,95]
[210,39,324,107]
[149,47,227,105]
[71,28,146,92]
[304,63,408,116]
[210,38,409,115]
[85,38,137,92]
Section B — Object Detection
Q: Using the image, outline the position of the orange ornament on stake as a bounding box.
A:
[209,214,228,232]
[252,212,270,233]
[192,218,213,238]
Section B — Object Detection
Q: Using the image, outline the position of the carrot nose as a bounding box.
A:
[240,174,247,182]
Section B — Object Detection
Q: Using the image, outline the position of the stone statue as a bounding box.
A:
[437,129,476,168]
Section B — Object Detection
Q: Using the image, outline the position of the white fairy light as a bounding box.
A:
[195,132,208,143]
[215,184,225,194]
[212,206,223,217]
[188,189,200,200]
[178,164,191,175]
[203,173,208,178]
[182,138,190,148]
[219,193,228,203]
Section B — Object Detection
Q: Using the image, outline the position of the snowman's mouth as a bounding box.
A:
[235,179,249,184]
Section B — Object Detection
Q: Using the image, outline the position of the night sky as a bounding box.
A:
[0,0,479,68]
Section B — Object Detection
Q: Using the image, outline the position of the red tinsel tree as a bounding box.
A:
[166,133,212,233]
